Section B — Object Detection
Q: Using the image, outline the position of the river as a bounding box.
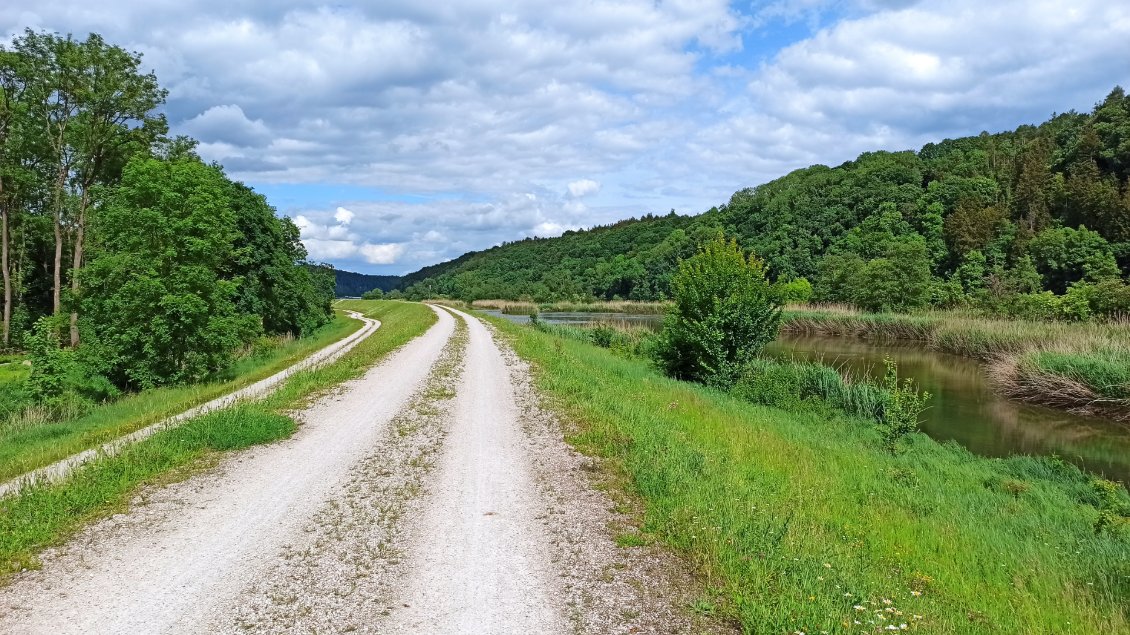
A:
[484,310,1130,482]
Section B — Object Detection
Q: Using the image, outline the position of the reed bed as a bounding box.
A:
[471,299,670,315]
[784,307,1130,417]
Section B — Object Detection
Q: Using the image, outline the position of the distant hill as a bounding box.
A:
[397,212,705,301]
[323,268,402,297]
[396,86,1130,311]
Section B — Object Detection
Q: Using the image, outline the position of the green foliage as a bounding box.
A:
[653,238,781,387]
[732,357,887,422]
[226,181,333,337]
[79,156,260,388]
[1028,226,1120,294]
[360,288,385,300]
[25,316,118,408]
[878,358,931,453]
[770,277,813,304]
[816,237,933,312]
[394,87,1130,320]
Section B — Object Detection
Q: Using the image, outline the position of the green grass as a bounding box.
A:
[0,300,436,577]
[489,315,1130,634]
[1031,350,1130,400]
[0,313,362,482]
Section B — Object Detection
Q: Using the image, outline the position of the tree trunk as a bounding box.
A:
[52,164,65,317]
[1,176,10,348]
[69,183,90,347]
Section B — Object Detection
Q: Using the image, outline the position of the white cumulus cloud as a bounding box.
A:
[567,179,601,198]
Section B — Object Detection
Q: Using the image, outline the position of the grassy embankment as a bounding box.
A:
[488,314,1129,634]
[471,298,670,315]
[0,311,364,482]
[783,305,1130,419]
[0,300,435,577]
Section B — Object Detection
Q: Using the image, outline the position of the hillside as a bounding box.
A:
[399,87,1130,315]
[328,268,403,297]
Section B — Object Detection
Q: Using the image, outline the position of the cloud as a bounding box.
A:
[334,206,355,225]
[567,179,601,198]
[180,104,270,147]
[3,0,1128,273]
[360,243,405,265]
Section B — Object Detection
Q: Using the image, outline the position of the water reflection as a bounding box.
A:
[764,334,1130,483]
[482,309,1130,482]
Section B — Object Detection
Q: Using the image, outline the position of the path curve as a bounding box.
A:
[0,305,455,634]
[0,309,380,498]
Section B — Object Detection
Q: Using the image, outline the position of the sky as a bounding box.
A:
[3,1,1129,275]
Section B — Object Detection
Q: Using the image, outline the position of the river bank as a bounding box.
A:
[782,307,1130,420]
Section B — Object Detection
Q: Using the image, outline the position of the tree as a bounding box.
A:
[943,199,1008,257]
[653,237,781,387]
[1027,226,1120,294]
[65,33,167,345]
[80,155,259,388]
[852,239,933,312]
[9,30,166,345]
[361,288,384,300]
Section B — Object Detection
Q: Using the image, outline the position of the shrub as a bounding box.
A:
[652,238,781,388]
[771,277,813,304]
[878,358,930,453]
[360,288,385,300]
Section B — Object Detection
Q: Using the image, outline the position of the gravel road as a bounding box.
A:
[0,309,382,499]
[0,306,729,635]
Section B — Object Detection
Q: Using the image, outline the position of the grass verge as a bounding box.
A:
[0,300,436,578]
[489,315,1130,634]
[0,312,362,482]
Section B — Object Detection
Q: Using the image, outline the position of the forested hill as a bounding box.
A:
[399,87,1130,317]
[326,268,402,297]
[398,212,707,301]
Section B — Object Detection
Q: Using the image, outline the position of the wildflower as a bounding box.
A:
[910,590,922,597]
[912,615,923,621]
[885,626,900,631]
[900,625,908,630]
[817,576,824,581]
[853,605,866,611]
[824,563,832,568]
[882,598,893,605]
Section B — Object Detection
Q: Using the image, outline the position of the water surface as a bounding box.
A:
[765,334,1130,483]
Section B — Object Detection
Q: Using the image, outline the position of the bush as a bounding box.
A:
[653,237,781,387]
[1085,279,1130,318]
[877,358,930,453]
[771,277,813,304]
[25,317,119,411]
[360,288,385,300]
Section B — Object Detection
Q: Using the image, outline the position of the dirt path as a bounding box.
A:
[0,306,726,634]
[0,309,381,498]
[383,307,567,633]
[0,306,454,634]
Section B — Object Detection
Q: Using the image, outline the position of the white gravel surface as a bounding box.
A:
[384,307,568,634]
[0,306,454,634]
[0,305,734,635]
[0,309,382,499]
